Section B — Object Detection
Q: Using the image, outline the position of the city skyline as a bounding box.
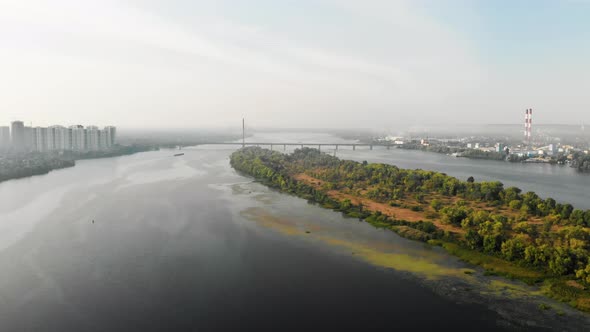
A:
[1,0,589,128]
[0,121,116,152]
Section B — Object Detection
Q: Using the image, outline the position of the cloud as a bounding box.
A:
[0,0,485,127]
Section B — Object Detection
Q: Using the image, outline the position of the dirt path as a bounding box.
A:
[293,173,464,235]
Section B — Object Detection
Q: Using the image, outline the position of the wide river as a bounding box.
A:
[0,132,588,331]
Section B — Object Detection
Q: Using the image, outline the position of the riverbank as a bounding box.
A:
[230,147,590,313]
[397,143,590,173]
[397,143,523,162]
[0,144,157,183]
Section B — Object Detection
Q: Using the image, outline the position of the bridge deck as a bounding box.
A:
[197,142,391,146]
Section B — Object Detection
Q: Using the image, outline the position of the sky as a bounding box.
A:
[0,0,589,129]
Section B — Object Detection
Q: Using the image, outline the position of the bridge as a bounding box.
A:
[198,142,394,151]
[193,119,395,152]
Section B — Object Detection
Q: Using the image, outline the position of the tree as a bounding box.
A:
[465,229,483,249]
[548,248,574,275]
[483,235,501,253]
[502,187,522,203]
[467,176,475,183]
[478,221,504,253]
[509,200,522,210]
[569,209,585,226]
[430,199,443,212]
[560,204,574,220]
[575,263,590,284]
[440,206,470,225]
[501,236,526,261]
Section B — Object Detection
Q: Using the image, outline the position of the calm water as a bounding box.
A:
[0,133,587,331]
[336,147,590,209]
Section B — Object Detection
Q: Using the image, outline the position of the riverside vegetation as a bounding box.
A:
[230,147,590,312]
[0,144,156,183]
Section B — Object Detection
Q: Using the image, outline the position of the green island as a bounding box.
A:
[230,146,590,312]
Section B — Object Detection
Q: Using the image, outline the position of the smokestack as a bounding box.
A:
[524,108,533,146]
[524,108,529,140]
[529,108,532,142]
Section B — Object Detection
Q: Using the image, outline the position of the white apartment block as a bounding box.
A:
[86,126,100,151]
[33,127,48,152]
[50,125,71,151]
[70,125,86,151]
[3,122,116,153]
[0,126,9,149]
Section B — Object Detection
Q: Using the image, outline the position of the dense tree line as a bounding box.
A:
[0,155,75,182]
[399,143,513,161]
[230,147,590,285]
[0,144,156,183]
[571,152,590,172]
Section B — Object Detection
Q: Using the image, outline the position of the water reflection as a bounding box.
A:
[0,133,587,330]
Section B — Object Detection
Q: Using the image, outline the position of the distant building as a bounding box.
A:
[46,126,55,151]
[3,122,115,153]
[99,130,106,149]
[70,125,87,151]
[495,143,506,153]
[104,126,116,147]
[24,126,34,152]
[0,126,9,149]
[10,121,25,151]
[50,125,71,151]
[548,144,558,156]
[86,126,100,151]
[33,127,48,152]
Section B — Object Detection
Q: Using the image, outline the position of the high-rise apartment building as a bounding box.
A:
[50,125,71,151]
[70,125,86,151]
[11,121,25,151]
[33,127,48,152]
[99,129,108,150]
[0,126,10,149]
[104,126,117,147]
[86,126,100,151]
[46,126,55,151]
[24,126,34,152]
[3,122,115,153]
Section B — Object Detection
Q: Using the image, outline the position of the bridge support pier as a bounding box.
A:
[370,145,373,150]
[318,145,321,151]
[353,144,356,151]
[335,144,338,151]
[270,144,273,151]
[284,144,286,151]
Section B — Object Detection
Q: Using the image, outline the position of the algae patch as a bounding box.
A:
[240,207,467,280]
[240,207,303,236]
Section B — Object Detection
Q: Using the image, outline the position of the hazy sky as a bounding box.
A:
[1,0,589,129]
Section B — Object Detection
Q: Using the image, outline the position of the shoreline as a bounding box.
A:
[230,146,590,315]
[395,144,590,172]
[0,145,157,185]
[233,180,590,330]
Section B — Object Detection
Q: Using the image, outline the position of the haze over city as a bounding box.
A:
[1,0,589,129]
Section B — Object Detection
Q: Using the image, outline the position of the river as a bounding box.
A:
[335,147,590,210]
[0,132,588,331]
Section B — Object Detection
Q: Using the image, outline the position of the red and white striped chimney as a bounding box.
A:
[528,108,533,141]
[524,108,533,144]
[524,108,529,140]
